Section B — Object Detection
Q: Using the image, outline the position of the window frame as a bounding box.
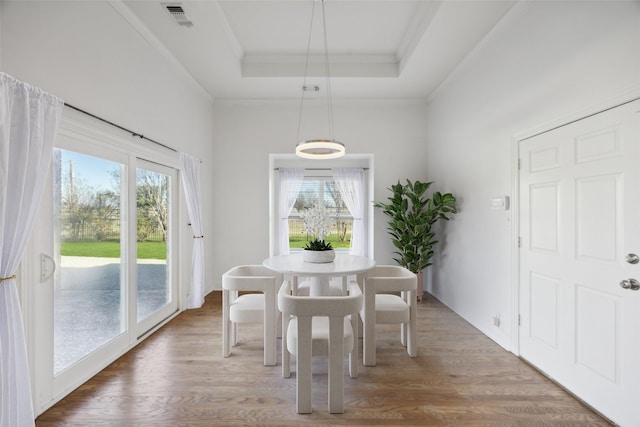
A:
[268,154,374,258]
[288,173,355,252]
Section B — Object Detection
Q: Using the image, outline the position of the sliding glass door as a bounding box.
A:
[53,149,125,374]
[135,161,177,333]
[29,135,179,414]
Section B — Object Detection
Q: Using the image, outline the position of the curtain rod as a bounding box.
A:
[64,103,177,153]
[274,167,368,171]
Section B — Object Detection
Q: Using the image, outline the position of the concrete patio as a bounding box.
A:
[55,256,168,373]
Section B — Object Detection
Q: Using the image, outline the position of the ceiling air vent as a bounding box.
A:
[164,4,193,27]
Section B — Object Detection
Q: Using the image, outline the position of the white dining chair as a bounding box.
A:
[360,265,417,366]
[222,265,281,366]
[278,280,362,414]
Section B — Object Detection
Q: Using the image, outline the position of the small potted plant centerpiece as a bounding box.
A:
[302,204,335,263]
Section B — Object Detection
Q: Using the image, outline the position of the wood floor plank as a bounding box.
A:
[36,292,612,426]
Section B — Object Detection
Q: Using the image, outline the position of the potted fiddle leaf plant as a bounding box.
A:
[374,180,457,301]
[302,204,336,263]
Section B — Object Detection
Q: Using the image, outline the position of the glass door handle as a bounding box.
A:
[41,253,56,282]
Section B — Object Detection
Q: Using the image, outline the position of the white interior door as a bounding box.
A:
[519,100,640,425]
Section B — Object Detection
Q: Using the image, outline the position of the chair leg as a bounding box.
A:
[407,316,417,357]
[222,290,230,357]
[231,322,237,347]
[230,291,238,347]
[264,290,276,366]
[401,322,407,347]
[276,311,282,339]
[408,292,417,357]
[282,312,291,378]
[362,286,377,366]
[349,313,358,379]
[296,316,313,414]
[328,317,344,414]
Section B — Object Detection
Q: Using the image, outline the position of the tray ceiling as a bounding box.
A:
[118,0,516,101]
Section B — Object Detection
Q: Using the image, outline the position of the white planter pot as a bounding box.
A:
[302,249,335,263]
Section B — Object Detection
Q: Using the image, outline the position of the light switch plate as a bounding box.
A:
[490,196,509,210]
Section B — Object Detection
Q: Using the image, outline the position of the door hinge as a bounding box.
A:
[518,237,521,248]
[518,158,521,170]
[518,314,521,326]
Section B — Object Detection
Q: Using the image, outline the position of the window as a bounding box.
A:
[288,178,353,249]
[269,155,374,258]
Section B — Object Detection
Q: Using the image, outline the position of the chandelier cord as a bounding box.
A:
[321,0,334,141]
[296,0,317,143]
[294,0,344,159]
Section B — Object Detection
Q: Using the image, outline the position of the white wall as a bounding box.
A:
[425,0,640,350]
[0,1,215,296]
[8,0,634,361]
[0,1,429,297]
[211,100,429,288]
[0,4,3,70]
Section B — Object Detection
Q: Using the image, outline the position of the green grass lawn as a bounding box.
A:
[63,235,348,257]
[61,241,167,260]
[289,234,351,249]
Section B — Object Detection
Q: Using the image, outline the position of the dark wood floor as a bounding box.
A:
[36,292,611,426]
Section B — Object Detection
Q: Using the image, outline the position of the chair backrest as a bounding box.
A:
[278,280,362,318]
[363,265,417,293]
[222,265,282,291]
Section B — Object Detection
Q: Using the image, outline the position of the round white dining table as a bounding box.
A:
[263,253,376,296]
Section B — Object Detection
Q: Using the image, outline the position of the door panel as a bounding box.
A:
[529,272,559,349]
[575,285,619,382]
[30,137,179,414]
[135,161,177,334]
[576,175,620,261]
[530,182,559,252]
[519,100,640,425]
[53,149,125,374]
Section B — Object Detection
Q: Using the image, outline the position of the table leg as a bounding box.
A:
[309,276,331,296]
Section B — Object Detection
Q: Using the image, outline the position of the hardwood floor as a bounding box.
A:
[36,292,611,426]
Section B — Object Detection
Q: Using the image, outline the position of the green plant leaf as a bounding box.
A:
[373,179,457,274]
[304,239,333,251]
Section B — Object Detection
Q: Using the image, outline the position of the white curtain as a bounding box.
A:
[179,152,205,309]
[333,168,366,256]
[278,168,304,255]
[0,73,63,427]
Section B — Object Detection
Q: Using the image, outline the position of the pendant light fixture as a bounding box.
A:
[295,0,345,159]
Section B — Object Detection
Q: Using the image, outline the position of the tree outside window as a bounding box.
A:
[288,178,352,249]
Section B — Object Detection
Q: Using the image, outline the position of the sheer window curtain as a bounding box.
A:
[0,72,63,427]
[333,168,366,256]
[179,152,205,309]
[278,168,304,255]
